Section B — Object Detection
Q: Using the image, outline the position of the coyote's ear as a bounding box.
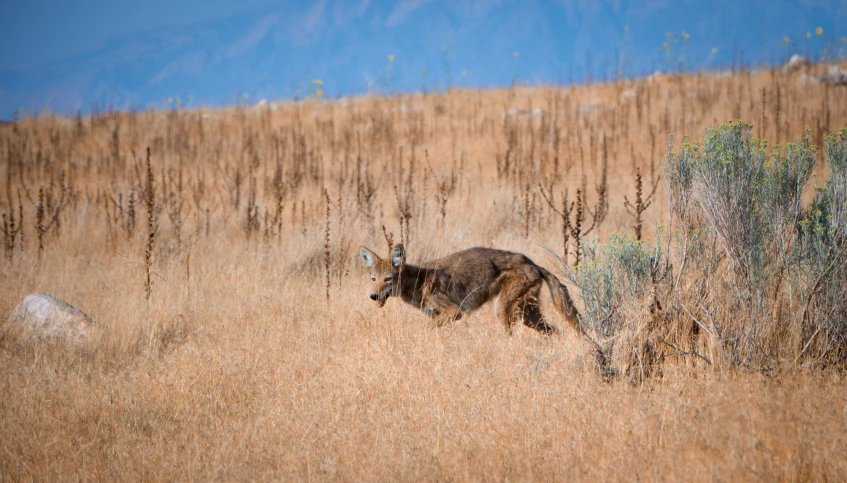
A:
[360,247,378,267]
[390,244,406,269]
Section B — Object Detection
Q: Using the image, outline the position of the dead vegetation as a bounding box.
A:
[1,63,847,479]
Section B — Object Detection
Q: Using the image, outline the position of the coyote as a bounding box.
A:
[359,244,581,335]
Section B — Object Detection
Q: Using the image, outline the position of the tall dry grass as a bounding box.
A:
[1,64,847,480]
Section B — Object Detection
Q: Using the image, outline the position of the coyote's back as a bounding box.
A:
[360,244,581,334]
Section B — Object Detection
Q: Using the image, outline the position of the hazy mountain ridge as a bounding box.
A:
[0,0,841,119]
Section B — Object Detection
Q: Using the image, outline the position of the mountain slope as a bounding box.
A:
[0,0,842,119]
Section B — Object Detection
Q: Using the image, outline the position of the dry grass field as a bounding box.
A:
[2,64,847,480]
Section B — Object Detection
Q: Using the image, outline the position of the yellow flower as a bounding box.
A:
[682,31,690,41]
[711,47,718,54]
[316,89,324,97]
[513,51,519,58]
[663,43,669,50]
[421,69,427,75]
[816,27,823,36]
[783,36,790,44]
[806,32,811,39]
[388,54,394,62]
[842,38,846,44]
[312,79,323,86]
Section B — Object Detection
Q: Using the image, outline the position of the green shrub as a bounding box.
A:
[793,128,847,365]
[567,123,847,377]
[664,122,845,369]
[668,122,816,308]
[575,233,663,337]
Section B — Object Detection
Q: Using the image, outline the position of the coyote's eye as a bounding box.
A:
[384,276,393,282]
[370,277,376,282]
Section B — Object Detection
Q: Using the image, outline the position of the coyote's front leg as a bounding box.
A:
[422,292,463,327]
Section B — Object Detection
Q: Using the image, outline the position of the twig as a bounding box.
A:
[660,339,712,365]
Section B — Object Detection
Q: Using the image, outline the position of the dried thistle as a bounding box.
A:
[539,183,572,264]
[426,150,457,230]
[539,173,607,268]
[624,168,660,241]
[394,184,413,247]
[245,177,260,239]
[144,147,157,301]
[381,225,394,253]
[324,188,331,303]
[0,190,24,262]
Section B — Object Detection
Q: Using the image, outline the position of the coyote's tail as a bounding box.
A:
[540,268,610,371]
[538,267,582,333]
[540,268,603,345]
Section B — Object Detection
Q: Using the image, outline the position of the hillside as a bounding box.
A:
[1,65,846,479]
[2,0,843,119]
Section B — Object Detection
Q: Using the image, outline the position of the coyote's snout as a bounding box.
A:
[359,244,581,335]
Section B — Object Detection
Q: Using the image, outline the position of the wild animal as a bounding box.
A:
[359,244,581,335]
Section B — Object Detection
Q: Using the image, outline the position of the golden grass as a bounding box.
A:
[1,65,847,480]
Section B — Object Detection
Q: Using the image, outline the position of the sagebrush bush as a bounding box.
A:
[566,232,671,381]
[793,127,847,365]
[670,122,816,304]
[666,122,821,368]
[574,233,664,337]
[569,123,847,376]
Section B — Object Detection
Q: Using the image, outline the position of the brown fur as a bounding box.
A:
[359,244,581,335]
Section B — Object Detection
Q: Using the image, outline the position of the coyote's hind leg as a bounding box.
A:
[498,275,537,335]
[499,276,555,335]
[520,296,557,335]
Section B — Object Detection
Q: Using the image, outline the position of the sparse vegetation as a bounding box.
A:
[1,60,847,479]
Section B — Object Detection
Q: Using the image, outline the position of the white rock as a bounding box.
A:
[784,54,810,73]
[9,293,102,344]
[817,65,847,85]
[502,107,545,119]
[527,108,545,118]
[647,72,667,83]
[799,73,818,84]
[579,102,600,115]
[390,104,419,114]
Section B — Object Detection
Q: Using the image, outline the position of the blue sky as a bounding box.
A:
[1,0,845,119]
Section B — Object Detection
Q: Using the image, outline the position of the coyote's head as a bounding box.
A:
[359,244,405,307]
